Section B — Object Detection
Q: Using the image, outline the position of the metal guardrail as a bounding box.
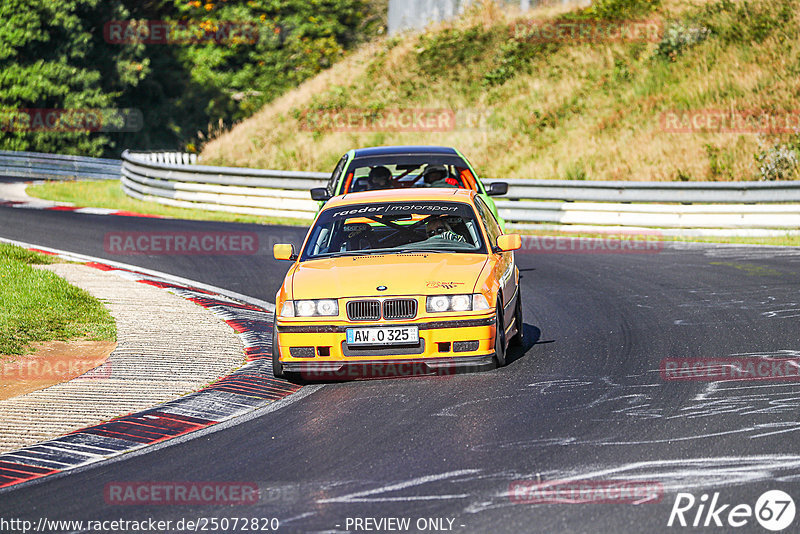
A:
[121,150,326,220]
[2,150,797,234]
[0,150,121,181]
[120,150,800,232]
[503,178,800,203]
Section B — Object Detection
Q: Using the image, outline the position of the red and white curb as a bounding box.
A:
[0,239,299,491]
[0,199,163,218]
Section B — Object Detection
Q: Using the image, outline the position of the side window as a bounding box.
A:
[328,155,347,195]
[475,196,501,247]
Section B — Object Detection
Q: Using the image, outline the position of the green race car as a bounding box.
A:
[310,146,508,228]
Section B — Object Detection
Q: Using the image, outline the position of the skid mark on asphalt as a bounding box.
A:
[457,455,800,514]
[301,455,800,516]
[317,469,482,504]
[452,365,800,453]
[529,455,800,493]
[670,287,800,324]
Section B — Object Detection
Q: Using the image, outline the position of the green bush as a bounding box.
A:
[701,0,796,44]
[416,26,496,78]
[585,0,661,21]
[755,136,800,181]
[655,22,711,61]
[483,39,554,87]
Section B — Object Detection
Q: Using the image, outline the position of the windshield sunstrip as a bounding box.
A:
[301,201,486,260]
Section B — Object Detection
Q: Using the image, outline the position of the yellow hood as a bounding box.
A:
[289,253,489,299]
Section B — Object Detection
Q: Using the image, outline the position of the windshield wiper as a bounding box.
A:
[318,250,384,258]
[390,248,448,254]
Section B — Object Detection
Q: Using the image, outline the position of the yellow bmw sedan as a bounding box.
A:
[272,188,522,380]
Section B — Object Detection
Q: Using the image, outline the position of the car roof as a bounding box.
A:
[351,146,458,157]
[325,188,475,208]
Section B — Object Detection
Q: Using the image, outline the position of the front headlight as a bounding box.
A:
[426,294,490,313]
[280,299,339,317]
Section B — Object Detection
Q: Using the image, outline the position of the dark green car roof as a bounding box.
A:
[351,146,458,157]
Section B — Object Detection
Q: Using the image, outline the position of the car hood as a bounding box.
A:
[289,253,488,299]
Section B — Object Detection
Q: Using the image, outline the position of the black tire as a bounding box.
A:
[494,303,506,367]
[510,291,524,348]
[272,320,285,379]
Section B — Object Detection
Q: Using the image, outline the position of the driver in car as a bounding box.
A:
[422,165,459,188]
[426,216,467,243]
[367,166,392,190]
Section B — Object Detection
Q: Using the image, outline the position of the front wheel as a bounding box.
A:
[272,320,285,379]
[494,304,506,367]
[510,292,524,348]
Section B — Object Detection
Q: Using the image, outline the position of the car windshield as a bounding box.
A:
[342,155,478,194]
[301,201,486,260]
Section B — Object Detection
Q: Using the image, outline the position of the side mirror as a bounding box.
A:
[486,182,508,196]
[273,244,296,261]
[496,234,521,252]
[311,188,331,201]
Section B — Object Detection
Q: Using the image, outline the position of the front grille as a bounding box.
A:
[347,300,381,321]
[383,298,417,320]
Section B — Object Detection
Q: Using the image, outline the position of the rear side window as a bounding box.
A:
[328,154,348,196]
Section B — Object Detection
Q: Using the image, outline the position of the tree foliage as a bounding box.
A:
[0,0,384,156]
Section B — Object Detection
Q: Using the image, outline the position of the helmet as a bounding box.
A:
[422,165,448,184]
[368,166,392,188]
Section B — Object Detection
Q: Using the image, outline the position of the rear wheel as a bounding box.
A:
[272,321,285,379]
[510,292,524,347]
[494,303,506,367]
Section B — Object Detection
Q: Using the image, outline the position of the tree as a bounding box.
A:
[0,0,147,155]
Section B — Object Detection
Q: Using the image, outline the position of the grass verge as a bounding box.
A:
[26,180,311,227]
[0,243,116,358]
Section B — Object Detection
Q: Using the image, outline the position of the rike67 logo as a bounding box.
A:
[668,490,795,531]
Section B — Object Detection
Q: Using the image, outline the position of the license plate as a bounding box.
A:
[346,326,419,346]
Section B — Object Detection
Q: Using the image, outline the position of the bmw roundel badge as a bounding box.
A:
[377,285,388,291]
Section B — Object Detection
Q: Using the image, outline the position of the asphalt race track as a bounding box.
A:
[2,202,800,533]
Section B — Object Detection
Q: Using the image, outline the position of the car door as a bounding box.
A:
[475,196,516,327]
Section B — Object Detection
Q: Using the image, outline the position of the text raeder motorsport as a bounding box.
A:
[331,204,460,219]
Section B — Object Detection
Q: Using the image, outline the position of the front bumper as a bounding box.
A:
[275,314,496,377]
